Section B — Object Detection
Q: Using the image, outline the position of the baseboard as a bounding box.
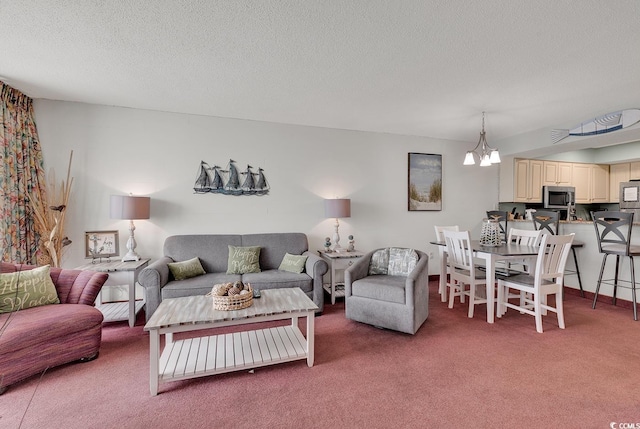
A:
[564,285,639,312]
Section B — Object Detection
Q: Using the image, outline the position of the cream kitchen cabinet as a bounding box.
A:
[542,161,572,186]
[630,162,640,180]
[609,163,630,202]
[573,163,609,203]
[514,159,543,202]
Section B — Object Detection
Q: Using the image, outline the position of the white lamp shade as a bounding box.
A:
[479,154,492,167]
[463,152,476,165]
[110,195,150,220]
[324,198,351,218]
[489,150,501,163]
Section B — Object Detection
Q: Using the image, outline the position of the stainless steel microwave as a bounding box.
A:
[543,186,575,209]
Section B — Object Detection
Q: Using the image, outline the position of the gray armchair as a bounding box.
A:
[344,248,429,334]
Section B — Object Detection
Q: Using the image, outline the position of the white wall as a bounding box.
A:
[33,100,499,274]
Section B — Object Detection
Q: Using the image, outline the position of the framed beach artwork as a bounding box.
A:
[408,153,442,211]
[85,230,119,259]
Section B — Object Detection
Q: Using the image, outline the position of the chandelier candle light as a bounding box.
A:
[110,195,151,262]
[463,112,501,167]
[324,198,351,252]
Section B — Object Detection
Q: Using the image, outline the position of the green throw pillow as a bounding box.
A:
[168,257,206,280]
[278,253,308,273]
[0,265,60,314]
[227,246,261,274]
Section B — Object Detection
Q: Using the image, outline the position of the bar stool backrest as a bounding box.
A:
[591,211,634,256]
[532,210,560,235]
[486,210,508,239]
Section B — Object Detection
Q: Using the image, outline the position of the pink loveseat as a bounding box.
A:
[0,263,108,394]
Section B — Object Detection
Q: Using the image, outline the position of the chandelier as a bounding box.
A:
[463,112,501,166]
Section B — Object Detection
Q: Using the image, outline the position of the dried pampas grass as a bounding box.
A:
[29,151,74,267]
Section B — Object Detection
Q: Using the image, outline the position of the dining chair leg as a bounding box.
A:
[630,256,638,321]
[468,283,475,318]
[534,294,543,333]
[556,291,565,329]
[571,247,585,297]
[448,280,457,309]
[593,255,608,309]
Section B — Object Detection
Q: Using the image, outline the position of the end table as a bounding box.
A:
[317,250,365,304]
[76,259,150,327]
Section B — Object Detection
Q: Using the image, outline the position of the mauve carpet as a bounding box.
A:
[2,281,639,429]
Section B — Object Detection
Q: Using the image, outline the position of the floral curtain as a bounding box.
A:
[0,81,47,264]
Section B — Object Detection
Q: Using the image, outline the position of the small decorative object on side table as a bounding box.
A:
[76,258,150,327]
[318,249,365,304]
[324,237,332,253]
[347,235,355,252]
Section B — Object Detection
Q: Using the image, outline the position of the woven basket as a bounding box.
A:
[211,284,254,311]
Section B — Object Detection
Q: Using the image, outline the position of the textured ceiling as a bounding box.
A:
[2,0,640,144]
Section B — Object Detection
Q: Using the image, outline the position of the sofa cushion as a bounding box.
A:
[351,275,406,304]
[163,235,242,273]
[168,257,206,280]
[0,303,103,355]
[227,246,261,274]
[278,253,308,273]
[388,248,419,276]
[241,233,308,271]
[242,270,313,293]
[161,273,242,299]
[0,265,60,314]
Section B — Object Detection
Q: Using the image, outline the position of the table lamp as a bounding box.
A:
[324,198,351,252]
[110,195,150,262]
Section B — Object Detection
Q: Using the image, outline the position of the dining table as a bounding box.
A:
[430,240,540,323]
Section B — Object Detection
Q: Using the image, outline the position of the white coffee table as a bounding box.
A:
[144,287,318,395]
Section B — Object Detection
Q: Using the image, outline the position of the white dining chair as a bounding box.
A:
[497,233,575,333]
[434,225,459,302]
[442,229,487,318]
[505,227,543,273]
[497,228,543,316]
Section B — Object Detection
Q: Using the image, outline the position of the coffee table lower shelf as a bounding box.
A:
[159,326,308,383]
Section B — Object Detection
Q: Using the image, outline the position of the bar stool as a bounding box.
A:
[591,211,640,320]
[532,210,585,297]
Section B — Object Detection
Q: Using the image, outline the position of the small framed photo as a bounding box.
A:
[408,152,442,211]
[85,231,119,259]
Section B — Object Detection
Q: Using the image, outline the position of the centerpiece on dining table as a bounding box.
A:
[479,217,502,247]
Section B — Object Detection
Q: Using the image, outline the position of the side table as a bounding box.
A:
[317,250,365,304]
[76,259,150,327]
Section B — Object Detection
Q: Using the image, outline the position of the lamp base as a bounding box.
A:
[122,252,141,262]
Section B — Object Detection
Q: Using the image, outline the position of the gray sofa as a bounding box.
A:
[138,233,328,321]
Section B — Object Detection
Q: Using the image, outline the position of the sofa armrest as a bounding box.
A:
[302,251,328,312]
[139,256,173,321]
[344,250,376,297]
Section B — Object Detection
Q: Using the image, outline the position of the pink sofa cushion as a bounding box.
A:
[0,304,103,355]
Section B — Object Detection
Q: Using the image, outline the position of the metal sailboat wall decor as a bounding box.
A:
[194,159,270,196]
